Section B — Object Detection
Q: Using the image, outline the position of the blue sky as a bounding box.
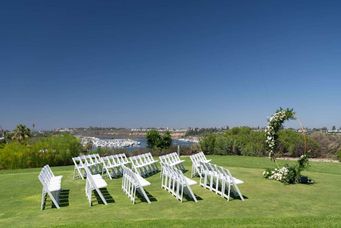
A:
[1,0,341,130]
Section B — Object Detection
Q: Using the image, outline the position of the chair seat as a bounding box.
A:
[93,176,108,189]
[136,173,151,187]
[230,177,244,185]
[52,175,63,182]
[185,177,197,186]
[47,181,61,192]
[93,174,103,179]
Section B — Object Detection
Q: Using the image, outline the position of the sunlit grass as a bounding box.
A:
[0,156,340,227]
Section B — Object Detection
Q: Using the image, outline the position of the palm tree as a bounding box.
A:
[12,124,31,143]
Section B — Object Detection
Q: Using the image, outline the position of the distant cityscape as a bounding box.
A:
[0,126,341,140]
[1,126,341,142]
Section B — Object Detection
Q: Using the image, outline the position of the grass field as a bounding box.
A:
[0,156,340,227]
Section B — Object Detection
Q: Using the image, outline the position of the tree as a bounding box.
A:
[146,130,161,149]
[11,124,31,143]
[332,125,336,131]
[160,131,172,149]
[146,130,172,150]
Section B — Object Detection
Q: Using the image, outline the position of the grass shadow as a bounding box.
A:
[182,189,203,202]
[182,169,188,174]
[93,188,115,205]
[58,189,70,207]
[135,189,157,203]
[45,189,70,210]
[141,169,160,178]
[226,189,248,201]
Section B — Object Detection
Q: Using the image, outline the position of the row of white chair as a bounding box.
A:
[159,152,185,171]
[41,152,244,209]
[101,154,130,179]
[38,165,63,210]
[161,163,198,202]
[129,152,158,176]
[200,162,244,201]
[85,164,151,206]
[189,152,211,177]
[72,154,103,179]
[122,166,151,204]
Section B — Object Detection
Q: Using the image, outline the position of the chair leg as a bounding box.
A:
[41,190,46,210]
[47,192,60,209]
[139,187,151,204]
[186,186,198,202]
[96,188,108,205]
[233,184,244,201]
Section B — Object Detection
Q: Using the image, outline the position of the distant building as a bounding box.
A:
[327,129,341,134]
[55,128,73,133]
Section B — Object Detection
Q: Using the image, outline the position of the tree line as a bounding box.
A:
[200,127,341,159]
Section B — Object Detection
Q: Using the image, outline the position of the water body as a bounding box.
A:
[131,138,194,149]
[93,137,194,151]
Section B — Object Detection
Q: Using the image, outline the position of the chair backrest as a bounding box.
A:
[190,152,208,166]
[198,152,209,162]
[145,152,155,163]
[130,153,154,167]
[200,162,235,184]
[102,156,112,166]
[72,156,84,167]
[84,166,97,188]
[115,153,128,164]
[162,164,186,185]
[122,166,141,187]
[90,154,101,164]
[159,152,180,165]
[38,165,54,189]
[200,161,215,172]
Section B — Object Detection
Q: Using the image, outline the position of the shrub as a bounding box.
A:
[278,130,320,157]
[263,155,312,184]
[0,134,82,169]
[200,127,319,158]
[337,150,341,161]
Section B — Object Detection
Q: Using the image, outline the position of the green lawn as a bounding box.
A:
[0,156,340,227]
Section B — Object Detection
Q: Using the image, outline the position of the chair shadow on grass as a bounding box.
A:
[182,169,188,174]
[219,186,248,201]
[46,189,70,209]
[140,170,160,178]
[135,189,157,204]
[93,188,115,205]
[202,184,248,201]
[229,190,248,201]
[182,190,203,203]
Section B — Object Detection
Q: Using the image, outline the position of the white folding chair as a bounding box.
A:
[129,153,158,176]
[72,156,86,179]
[200,162,244,201]
[101,155,122,179]
[84,166,108,206]
[161,164,197,202]
[38,165,63,210]
[159,152,185,172]
[122,166,151,204]
[190,152,211,177]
